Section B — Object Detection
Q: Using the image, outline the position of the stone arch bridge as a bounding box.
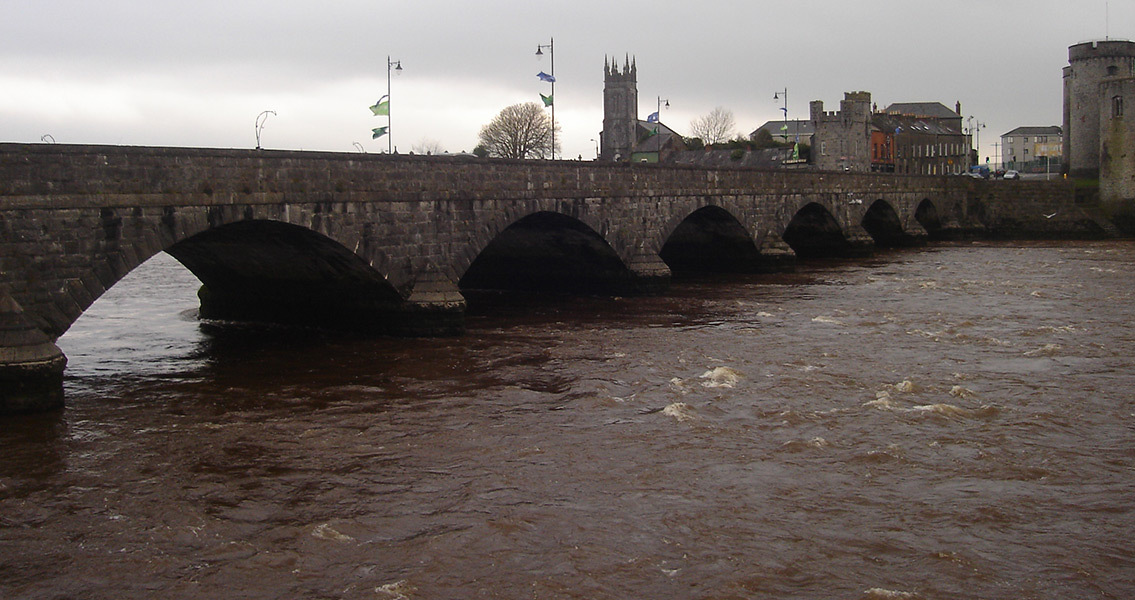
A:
[1,144,1087,412]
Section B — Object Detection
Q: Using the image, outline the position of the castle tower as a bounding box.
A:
[1062,40,1135,177]
[809,91,872,172]
[601,55,637,161]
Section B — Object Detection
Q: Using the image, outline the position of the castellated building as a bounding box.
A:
[1062,40,1135,178]
[810,92,873,172]
[810,92,969,175]
[1063,40,1135,231]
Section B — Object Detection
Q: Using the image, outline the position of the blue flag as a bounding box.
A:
[537,71,556,83]
[647,111,659,123]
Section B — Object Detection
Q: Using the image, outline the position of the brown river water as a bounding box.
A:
[2,241,1134,599]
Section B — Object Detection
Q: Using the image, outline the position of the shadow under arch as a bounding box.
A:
[782,202,851,259]
[862,199,921,247]
[915,198,946,240]
[166,219,406,333]
[459,211,638,296]
[660,205,765,275]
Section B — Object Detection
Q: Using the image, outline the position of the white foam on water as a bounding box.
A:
[662,402,696,422]
[949,385,977,400]
[376,579,416,599]
[312,523,354,543]
[781,437,830,452]
[669,377,691,394]
[862,588,919,600]
[700,366,742,388]
[894,380,916,393]
[812,315,844,325]
[1023,343,1063,357]
[910,403,972,418]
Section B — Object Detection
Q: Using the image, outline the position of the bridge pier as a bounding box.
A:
[403,269,467,336]
[0,293,66,414]
[845,225,877,257]
[757,232,797,272]
[624,251,672,295]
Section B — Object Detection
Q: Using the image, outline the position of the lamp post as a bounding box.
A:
[657,96,670,119]
[590,138,599,159]
[255,110,276,150]
[966,116,985,168]
[386,56,402,154]
[536,38,554,160]
[774,88,788,143]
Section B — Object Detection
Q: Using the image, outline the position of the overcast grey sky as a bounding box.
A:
[2,1,1129,162]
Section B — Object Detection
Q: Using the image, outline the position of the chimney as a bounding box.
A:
[956,101,962,115]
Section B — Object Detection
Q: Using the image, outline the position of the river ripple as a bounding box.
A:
[2,241,1134,599]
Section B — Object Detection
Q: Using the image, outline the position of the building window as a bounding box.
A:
[1108,66,1119,76]
[1115,95,1125,118]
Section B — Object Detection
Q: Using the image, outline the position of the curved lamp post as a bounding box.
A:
[255,110,276,150]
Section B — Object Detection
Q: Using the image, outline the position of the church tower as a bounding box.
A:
[601,55,637,161]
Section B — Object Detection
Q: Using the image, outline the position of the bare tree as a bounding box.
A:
[412,138,444,155]
[689,107,736,145]
[478,102,559,159]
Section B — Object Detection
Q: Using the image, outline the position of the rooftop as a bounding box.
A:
[882,102,960,120]
[1002,126,1062,137]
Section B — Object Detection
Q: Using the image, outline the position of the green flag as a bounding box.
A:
[369,96,390,116]
[371,126,388,139]
[540,93,553,107]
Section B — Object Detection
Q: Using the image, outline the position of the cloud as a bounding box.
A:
[2,0,1132,160]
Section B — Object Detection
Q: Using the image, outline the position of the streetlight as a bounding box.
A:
[966,116,985,167]
[590,138,599,159]
[536,38,554,160]
[386,56,402,154]
[774,89,789,143]
[255,110,276,150]
[654,96,670,124]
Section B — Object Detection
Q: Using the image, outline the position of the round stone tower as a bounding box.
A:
[1062,40,1135,178]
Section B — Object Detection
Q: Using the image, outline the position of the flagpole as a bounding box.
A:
[537,38,554,160]
[774,88,788,144]
[387,56,402,154]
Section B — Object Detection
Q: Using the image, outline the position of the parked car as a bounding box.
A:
[1004,170,1021,180]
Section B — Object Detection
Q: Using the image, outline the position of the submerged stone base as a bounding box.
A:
[0,355,66,414]
[0,293,67,414]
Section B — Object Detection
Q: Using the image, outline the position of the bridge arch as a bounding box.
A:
[166,219,404,330]
[782,202,854,258]
[915,198,945,239]
[459,211,643,296]
[659,205,764,274]
[861,199,923,247]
